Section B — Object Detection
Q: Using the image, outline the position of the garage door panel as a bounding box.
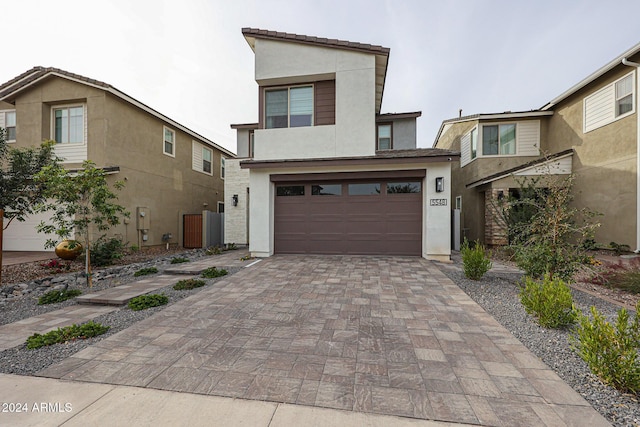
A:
[4,211,52,251]
[274,179,423,256]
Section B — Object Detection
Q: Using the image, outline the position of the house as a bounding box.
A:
[225,28,459,260]
[0,67,234,251]
[434,42,640,251]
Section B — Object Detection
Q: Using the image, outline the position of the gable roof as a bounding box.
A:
[241,27,390,114]
[466,149,574,188]
[541,41,640,110]
[0,66,235,157]
[432,110,553,147]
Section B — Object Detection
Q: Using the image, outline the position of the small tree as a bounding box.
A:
[500,173,600,281]
[36,160,129,287]
[0,131,60,284]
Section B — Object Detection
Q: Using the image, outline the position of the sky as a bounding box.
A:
[2,0,640,152]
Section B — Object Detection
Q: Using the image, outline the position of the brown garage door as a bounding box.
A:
[274,180,422,255]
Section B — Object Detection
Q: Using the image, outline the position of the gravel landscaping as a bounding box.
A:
[442,267,640,427]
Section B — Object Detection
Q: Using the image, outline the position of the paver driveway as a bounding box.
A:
[39,256,609,426]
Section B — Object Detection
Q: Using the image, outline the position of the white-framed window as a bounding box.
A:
[455,196,462,210]
[220,157,225,179]
[470,127,477,160]
[584,71,635,133]
[52,105,85,144]
[192,141,213,175]
[482,124,516,156]
[377,124,392,150]
[163,126,176,157]
[2,110,16,142]
[616,74,633,117]
[265,85,313,129]
[217,201,224,213]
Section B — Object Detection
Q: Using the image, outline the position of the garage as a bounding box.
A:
[274,177,423,255]
[3,211,51,251]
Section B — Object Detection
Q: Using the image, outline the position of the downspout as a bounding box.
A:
[622,58,640,252]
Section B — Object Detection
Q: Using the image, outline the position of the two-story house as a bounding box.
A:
[0,67,234,251]
[434,41,640,251]
[225,28,459,260]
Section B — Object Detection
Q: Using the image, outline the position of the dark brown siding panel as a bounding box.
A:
[314,80,335,126]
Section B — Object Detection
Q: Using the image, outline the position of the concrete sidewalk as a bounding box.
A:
[0,373,469,427]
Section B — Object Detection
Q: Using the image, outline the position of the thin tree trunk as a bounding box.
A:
[0,208,3,286]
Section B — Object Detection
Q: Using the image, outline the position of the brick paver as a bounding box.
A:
[37,256,610,426]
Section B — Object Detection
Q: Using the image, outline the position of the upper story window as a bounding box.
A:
[377,124,392,150]
[53,105,84,144]
[265,85,313,129]
[585,71,635,133]
[220,157,225,179]
[470,127,477,159]
[2,111,16,142]
[192,141,212,175]
[616,74,633,117]
[482,124,516,155]
[163,127,176,157]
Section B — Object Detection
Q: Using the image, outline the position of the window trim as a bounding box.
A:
[481,123,517,157]
[217,201,224,213]
[377,123,393,150]
[470,127,477,160]
[615,73,634,118]
[455,196,462,210]
[3,110,16,142]
[264,84,314,129]
[201,146,213,176]
[163,126,176,157]
[51,104,86,145]
[220,157,225,179]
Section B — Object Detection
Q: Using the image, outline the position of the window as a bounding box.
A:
[4,111,16,141]
[348,183,380,195]
[53,105,84,144]
[377,124,392,150]
[455,196,462,210]
[470,128,477,160]
[249,130,254,158]
[616,74,633,117]
[218,202,224,213]
[220,157,225,179]
[163,127,175,156]
[387,182,421,194]
[265,85,313,128]
[482,124,516,155]
[202,147,212,174]
[312,184,341,196]
[276,185,305,196]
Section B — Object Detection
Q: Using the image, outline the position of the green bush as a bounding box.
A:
[170,257,190,264]
[201,267,228,278]
[520,274,577,328]
[90,236,127,267]
[38,289,82,305]
[173,279,206,290]
[206,246,223,255]
[128,293,168,311]
[26,321,110,349]
[571,303,640,394]
[134,267,158,277]
[461,239,492,280]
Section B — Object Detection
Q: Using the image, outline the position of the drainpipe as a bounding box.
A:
[622,58,640,252]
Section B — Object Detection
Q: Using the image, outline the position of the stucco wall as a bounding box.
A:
[392,118,417,150]
[546,65,637,248]
[253,38,376,160]
[235,129,251,158]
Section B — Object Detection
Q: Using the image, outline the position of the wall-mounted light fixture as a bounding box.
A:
[232,194,238,206]
[435,177,444,193]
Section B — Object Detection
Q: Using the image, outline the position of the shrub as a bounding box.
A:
[571,303,640,394]
[129,244,139,252]
[206,246,223,255]
[26,321,110,349]
[519,274,577,328]
[128,293,168,311]
[170,257,190,264]
[41,259,70,274]
[588,258,640,294]
[610,241,631,255]
[91,236,127,267]
[38,289,82,305]
[201,267,228,278]
[134,267,158,277]
[461,239,492,280]
[173,279,206,290]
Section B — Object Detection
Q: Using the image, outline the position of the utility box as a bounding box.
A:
[136,207,150,230]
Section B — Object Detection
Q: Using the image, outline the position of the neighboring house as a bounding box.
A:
[225,28,458,260]
[434,42,640,251]
[0,67,234,251]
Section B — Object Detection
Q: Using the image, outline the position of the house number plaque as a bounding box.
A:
[429,199,447,206]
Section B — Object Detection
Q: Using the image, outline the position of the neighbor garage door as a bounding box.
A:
[274,179,423,255]
[3,211,51,251]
